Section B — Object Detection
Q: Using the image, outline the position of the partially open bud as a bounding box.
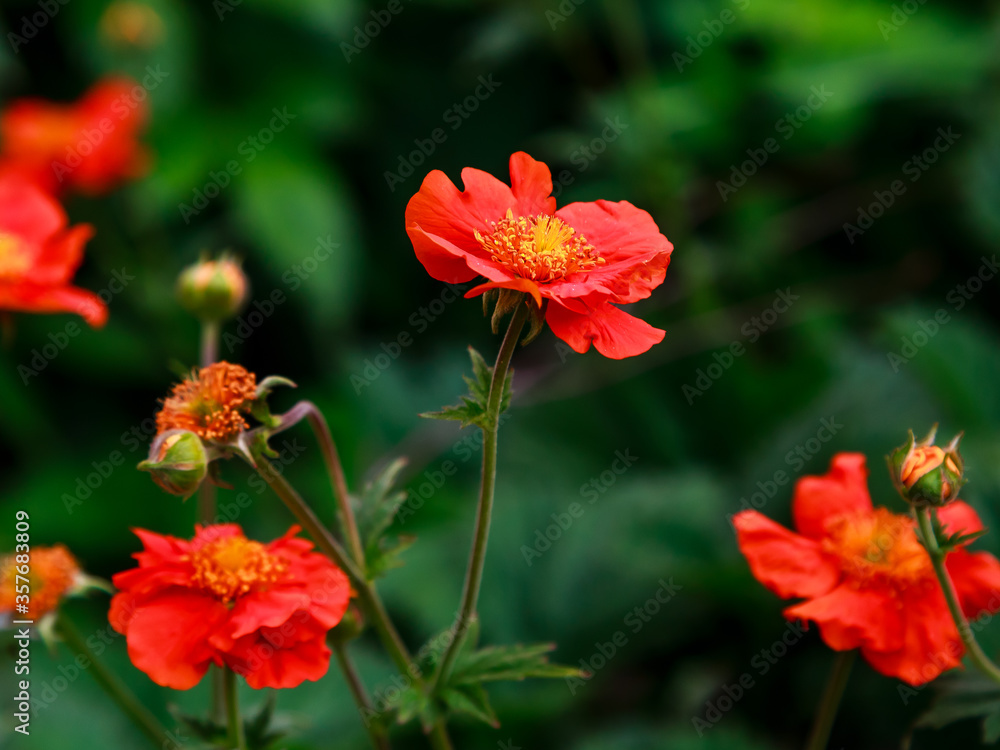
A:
[176,254,248,322]
[139,429,209,498]
[889,426,965,506]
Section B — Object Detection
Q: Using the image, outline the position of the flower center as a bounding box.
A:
[0,233,30,280]
[475,210,604,283]
[156,362,257,442]
[189,536,287,603]
[823,508,931,589]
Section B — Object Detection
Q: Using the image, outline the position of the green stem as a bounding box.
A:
[431,301,530,692]
[198,318,224,720]
[300,401,366,567]
[804,650,855,750]
[333,644,391,750]
[55,613,172,749]
[915,506,1000,684]
[427,722,455,750]
[224,668,247,750]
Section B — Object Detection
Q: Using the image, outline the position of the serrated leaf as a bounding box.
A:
[420,347,512,429]
[355,457,414,579]
[450,642,587,685]
[441,684,499,728]
[245,693,287,750]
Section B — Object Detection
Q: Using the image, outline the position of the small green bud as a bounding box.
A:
[888,426,965,507]
[139,429,209,498]
[176,255,248,322]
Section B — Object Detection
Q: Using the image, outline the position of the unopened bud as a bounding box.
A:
[138,429,208,498]
[889,426,965,507]
[176,255,248,322]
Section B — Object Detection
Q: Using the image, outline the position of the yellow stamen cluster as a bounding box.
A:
[0,233,30,280]
[0,545,80,619]
[155,362,257,442]
[189,535,287,603]
[824,508,931,590]
[475,209,604,283]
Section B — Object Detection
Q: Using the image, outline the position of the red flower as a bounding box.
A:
[0,545,82,621]
[155,362,258,442]
[405,152,673,359]
[734,453,1000,685]
[0,175,106,326]
[1,78,149,195]
[109,524,350,690]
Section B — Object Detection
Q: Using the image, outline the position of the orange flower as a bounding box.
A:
[734,453,1000,685]
[155,362,257,442]
[0,78,149,195]
[406,152,673,358]
[109,524,351,689]
[0,174,106,326]
[0,545,82,621]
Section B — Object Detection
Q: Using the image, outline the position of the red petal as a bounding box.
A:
[466,277,543,307]
[553,200,672,304]
[226,630,332,689]
[733,510,841,599]
[785,584,902,652]
[792,453,873,540]
[546,299,664,359]
[861,586,963,686]
[938,501,986,538]
[947,549,1000,620]
[225,589,313,641]
[30,224,94,285]
[0,176,65,245]
[508,152,556,217]
[0,283,108,327]
[124,591,229,689]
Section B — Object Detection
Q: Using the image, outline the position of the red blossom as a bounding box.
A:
[405,152,673,358]
[0,174,106,326]
[734,453,1000,685]
[110,524,350,690]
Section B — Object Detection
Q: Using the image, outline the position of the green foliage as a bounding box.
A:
[420,347,512,429]
[916,674,1000,744]
[356,456,415,579]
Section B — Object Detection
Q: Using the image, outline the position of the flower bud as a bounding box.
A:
[176,255,248,322]
[139,429,208,498]
[889,426,965,506]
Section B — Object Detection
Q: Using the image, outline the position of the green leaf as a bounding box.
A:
[441,684,499,728]
[420,347,512,429]
[916,673,1000,742]
[356,457,415,579]
[244,693,287,750]
[450,642,587,685]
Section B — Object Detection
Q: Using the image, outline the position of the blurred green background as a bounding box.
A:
[2,0,1000,747]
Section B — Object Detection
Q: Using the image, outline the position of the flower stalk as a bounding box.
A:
[333,644,391,750]
[224,667,248,750]
[431,300,530,692]
[804,650,855,750]
[914,505,1000,684]
[55,613,172,749]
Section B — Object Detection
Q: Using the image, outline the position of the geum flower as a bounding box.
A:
[0,174,106,326]
[734,453,1000,686]
[405,152,673,359]
[0,77,148,195]
[109,524,351,689]
[0,545,86,622]
[155,362,258,443]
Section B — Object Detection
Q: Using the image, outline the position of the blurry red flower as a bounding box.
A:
[1,78,149,195]
[0,545,82,621]
[155,362,258,442]
[734,453,1000,685]
[405,152,673,358]
[0,175,106,326]
[110,524,350,690]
